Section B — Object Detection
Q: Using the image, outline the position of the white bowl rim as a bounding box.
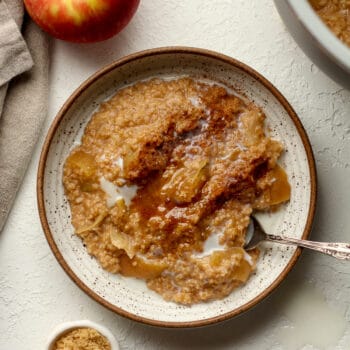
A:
[46,319,119,350]
[287,0,350,72]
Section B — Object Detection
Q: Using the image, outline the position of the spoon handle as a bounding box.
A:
[265,234,350,260]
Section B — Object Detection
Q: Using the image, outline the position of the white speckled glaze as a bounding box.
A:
[38,48,316,327]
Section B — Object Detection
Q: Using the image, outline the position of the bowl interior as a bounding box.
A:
[40,50,315,326]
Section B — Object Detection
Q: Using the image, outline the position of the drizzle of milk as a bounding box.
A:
[243,251,253,266]
[188,95,211,121]
[189,96,202,108]
[100,177,138,207]
[194,230,254,266]
[113,156,124,170]
[195,232,225,258]
[199,118,208,131]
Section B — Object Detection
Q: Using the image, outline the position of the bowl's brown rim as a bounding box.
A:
[37,46,317,328]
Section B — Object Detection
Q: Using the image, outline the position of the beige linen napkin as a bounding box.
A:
[0,0,49,231]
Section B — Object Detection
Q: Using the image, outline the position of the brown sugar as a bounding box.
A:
[53,328,111,350]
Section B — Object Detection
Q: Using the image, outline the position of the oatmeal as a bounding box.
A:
[309,0,350,46]
[63,78,291,304]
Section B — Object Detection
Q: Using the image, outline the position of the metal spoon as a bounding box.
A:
[245,216,350,260]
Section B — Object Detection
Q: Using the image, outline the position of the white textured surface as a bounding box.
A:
[0,0,349,348]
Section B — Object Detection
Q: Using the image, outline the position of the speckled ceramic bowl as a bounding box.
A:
[37,47,317,327]
[274,0,350,89]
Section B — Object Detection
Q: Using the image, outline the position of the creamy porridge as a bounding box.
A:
[63,78,291,304]
[309,0,350,46]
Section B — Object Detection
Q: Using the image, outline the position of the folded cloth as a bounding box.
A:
[0,0,49,231]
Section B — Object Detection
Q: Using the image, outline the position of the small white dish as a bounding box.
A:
[46,320,119,350]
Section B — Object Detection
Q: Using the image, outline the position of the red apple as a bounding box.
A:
[24,0,140,43]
